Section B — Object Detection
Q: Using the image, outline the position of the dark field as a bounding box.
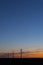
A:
[0,58,43,64]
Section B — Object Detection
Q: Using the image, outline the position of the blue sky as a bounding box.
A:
[0,0,43,51]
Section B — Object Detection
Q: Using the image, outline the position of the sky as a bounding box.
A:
[0,0,43,51]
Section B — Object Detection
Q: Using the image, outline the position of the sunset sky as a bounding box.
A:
[0,0,43,54]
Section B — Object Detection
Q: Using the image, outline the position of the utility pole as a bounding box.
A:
[12,51,14,58]
[20,49,22,58]
[8,52,9,58]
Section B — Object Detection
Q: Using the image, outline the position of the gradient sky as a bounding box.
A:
[0,0,43,51]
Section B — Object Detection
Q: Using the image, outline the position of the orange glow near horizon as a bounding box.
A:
[0,50,43,58]
[14,52,43,58]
